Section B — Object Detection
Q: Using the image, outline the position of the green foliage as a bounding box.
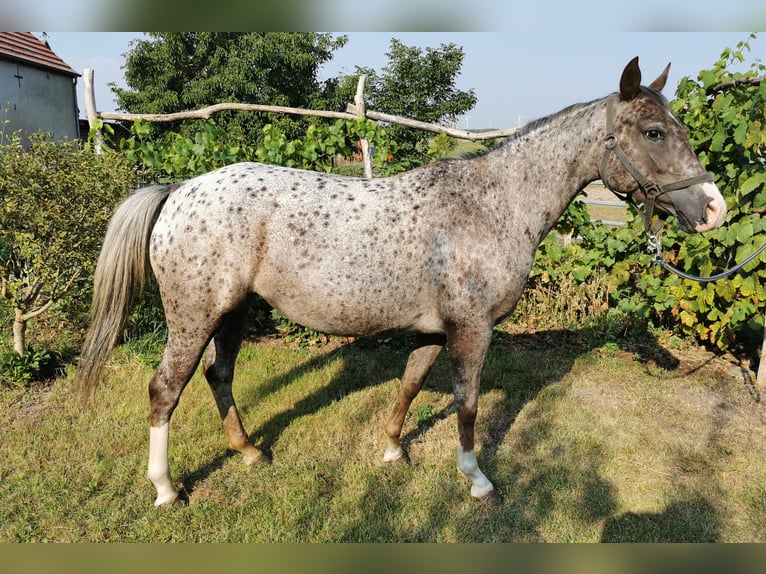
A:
[121,119,252,181]
[0,346,59,388]
[256,117,398,175]
[427,132,459,160]
[649,35,766,350]
[270,309,332,348]
[0,131,136,353]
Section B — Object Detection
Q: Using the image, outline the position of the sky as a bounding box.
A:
[40,32,762,130]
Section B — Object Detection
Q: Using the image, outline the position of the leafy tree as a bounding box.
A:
[113,33,348,148]
[351,38,477,167]
[0,132,135,356]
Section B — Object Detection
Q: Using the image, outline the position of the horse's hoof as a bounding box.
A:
[242,446,270,466]
[475,489,502,507]
[156,489,189,509]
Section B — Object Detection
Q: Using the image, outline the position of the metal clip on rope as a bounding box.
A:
[646,230,662,260]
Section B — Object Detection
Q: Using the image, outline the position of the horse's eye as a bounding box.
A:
[645,129,665,142]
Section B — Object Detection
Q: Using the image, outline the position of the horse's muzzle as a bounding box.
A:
[666,182,727,233]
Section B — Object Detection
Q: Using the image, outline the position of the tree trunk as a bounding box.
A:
[13,308,26,356]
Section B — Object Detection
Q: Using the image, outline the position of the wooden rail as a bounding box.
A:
[84,69,520,176]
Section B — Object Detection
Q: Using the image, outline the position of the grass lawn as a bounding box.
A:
[2,328,765,542]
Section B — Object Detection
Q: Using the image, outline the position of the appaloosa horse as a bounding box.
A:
[78,57,726,507]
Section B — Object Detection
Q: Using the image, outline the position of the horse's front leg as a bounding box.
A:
[383,333,445,462]
[448,325,496,501]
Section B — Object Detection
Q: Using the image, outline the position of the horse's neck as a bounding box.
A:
[491,98,606,235]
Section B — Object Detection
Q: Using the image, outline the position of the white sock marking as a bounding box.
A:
[383,443,404,463]
[148,423,178,506]
[457,447,494,498]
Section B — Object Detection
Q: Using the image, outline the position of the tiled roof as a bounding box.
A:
[0,32,79,77]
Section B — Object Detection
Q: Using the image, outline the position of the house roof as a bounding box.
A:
[0,32,79,77]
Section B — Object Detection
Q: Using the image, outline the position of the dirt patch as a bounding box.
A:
[0,382,55,425]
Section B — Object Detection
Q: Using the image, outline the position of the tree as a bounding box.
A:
[352,38,478,167]
[0,132,135,355]
[113,33,348,148]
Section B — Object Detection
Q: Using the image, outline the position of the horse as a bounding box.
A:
[78,57,727,507]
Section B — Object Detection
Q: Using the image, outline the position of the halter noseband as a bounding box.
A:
[599,94,713,233]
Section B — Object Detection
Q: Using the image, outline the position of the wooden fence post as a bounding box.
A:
[83,68,104,155]
[756,310,766,397]
[348,75,372,179]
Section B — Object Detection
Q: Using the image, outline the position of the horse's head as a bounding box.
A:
[599,57,726,234]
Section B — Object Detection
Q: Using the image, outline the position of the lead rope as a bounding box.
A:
[647,227,766,283]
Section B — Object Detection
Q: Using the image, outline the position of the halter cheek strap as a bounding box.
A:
[599,94,713,233]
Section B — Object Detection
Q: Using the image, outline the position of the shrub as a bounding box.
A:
[0,346,60,388]
[0,131,136,356]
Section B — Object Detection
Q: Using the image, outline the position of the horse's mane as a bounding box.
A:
[447,87,666,162]
[455,98,604,161]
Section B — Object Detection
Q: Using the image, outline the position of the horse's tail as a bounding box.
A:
[77,184,173,401]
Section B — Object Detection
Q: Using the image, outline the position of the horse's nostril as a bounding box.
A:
[707,195,727,227]
[696,192,727,233]
[706,202,716,223]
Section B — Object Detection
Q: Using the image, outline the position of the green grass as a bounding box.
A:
[2,330,765,542]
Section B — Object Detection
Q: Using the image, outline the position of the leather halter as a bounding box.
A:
[599,94,713,232]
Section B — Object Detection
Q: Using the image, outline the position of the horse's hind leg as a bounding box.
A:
[383,333,445,462]
[203,306,267,466]
[148,334,210,507]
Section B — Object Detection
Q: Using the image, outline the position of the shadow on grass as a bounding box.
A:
[244,341,413,455]
[175,318,725,541]
[179,340,409,500]
[601,498,719,542]
[599,389,747,543]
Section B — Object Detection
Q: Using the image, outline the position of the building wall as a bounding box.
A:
[0,60,79,146]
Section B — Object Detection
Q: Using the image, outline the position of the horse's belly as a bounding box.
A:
[254,264,440,337]
[277,305,436,338]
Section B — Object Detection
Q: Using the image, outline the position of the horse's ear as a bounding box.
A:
[619,56,641,100]
[649,62,671,92]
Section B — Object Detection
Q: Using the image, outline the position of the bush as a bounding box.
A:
[655,36,766,350]
[0,346,60,388]
[0,131,136,355]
